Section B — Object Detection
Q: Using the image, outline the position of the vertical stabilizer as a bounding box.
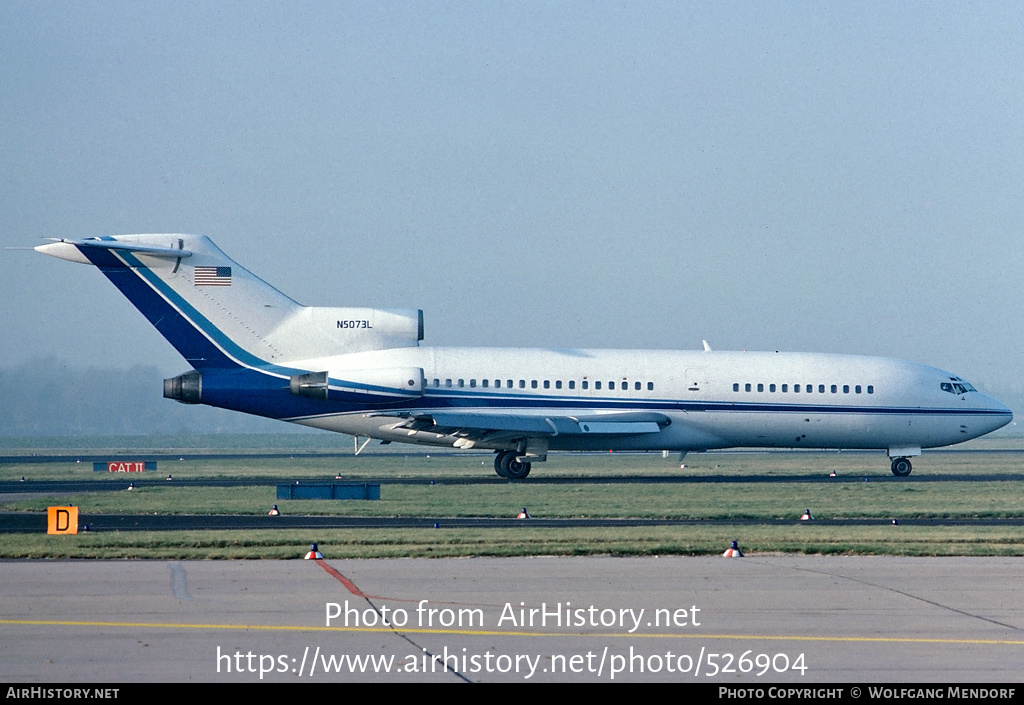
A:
[36,234,423,370]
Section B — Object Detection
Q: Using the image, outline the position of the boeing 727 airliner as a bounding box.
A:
[36,234,1012,478]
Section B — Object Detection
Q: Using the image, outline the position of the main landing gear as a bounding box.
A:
[890,457,913,477]
[494,450,531,480]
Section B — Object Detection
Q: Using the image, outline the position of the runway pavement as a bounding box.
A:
[1,556,1021,683]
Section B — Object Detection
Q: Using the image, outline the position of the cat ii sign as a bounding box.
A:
[93,461,156,472]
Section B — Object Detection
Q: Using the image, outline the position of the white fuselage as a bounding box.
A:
[285,346,1012,453]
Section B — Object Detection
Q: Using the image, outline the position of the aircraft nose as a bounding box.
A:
[979,394,1013,433]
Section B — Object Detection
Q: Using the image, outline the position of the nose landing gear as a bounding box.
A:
[890,457,912,476]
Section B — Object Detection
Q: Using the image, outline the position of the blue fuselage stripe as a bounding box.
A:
[283,391,1012,422]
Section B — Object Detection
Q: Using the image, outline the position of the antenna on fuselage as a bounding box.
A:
[702,340,712,352]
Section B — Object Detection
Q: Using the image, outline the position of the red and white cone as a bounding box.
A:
[517,508,531,519]
[268,505,281,516]
[304,543,323,559]
[722,540,743,558]
[800,509,814,521]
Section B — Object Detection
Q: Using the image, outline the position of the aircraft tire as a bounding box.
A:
[504,458,531,480]
[891,457,912,477]
[497,451,531,480]
[494,452,510,478]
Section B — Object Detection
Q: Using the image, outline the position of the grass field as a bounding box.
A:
[3,436,1024,558]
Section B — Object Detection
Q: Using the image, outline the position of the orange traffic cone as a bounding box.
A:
[722,540,743,558]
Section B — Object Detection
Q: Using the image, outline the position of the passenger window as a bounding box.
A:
[544,380,550,389]
[867,385,874,394]
[794,384,800,393]
[635,381,641,391]
[482,379,488,388]
[531,380,537,389]
[855,385,861,394]
[647,382,654,391]
[470,379,476,388]
[745,383,751,392]
[556,381,562,389]
[582,381,589,390]
[569,381,576,390]
[458,379,464,387]
[757,383,764,392]
[433,379,439,387]
[507,380,513,388]
[843,385,849,393]
[769,384,776,392]
[445,379,452,388]
[733,383,740,392]
[781,384,788,393]
[609,381,615,390]
[830,385,837,393]
[519,380,526,389]
[595,381,602,390]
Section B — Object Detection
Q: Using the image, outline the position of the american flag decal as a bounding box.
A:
[194,266,232,286]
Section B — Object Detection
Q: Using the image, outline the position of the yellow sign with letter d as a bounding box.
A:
[47,506,78,534]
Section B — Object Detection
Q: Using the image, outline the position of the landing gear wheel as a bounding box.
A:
[496,450,531,479]
[891,457,912,477]
[494,452,510,478]
[504,456,531,480]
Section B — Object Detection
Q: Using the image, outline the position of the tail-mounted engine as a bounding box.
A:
[163,370,202,404]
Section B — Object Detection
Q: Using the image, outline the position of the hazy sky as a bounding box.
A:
[3,2,1023,400]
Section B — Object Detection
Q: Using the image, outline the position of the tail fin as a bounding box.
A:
[36,234,422,370]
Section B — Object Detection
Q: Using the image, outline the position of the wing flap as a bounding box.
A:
[371,410,670,440]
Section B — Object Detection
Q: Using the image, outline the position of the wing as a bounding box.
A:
[368,409,671,447]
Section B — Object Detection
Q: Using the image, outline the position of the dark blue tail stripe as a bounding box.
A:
[79,246,242,370]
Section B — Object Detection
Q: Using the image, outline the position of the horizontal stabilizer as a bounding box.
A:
[37,237,192,263]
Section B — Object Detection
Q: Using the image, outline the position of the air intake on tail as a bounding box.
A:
[289,368,424,403]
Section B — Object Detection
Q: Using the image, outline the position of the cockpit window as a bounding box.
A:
[942,379,977,394]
